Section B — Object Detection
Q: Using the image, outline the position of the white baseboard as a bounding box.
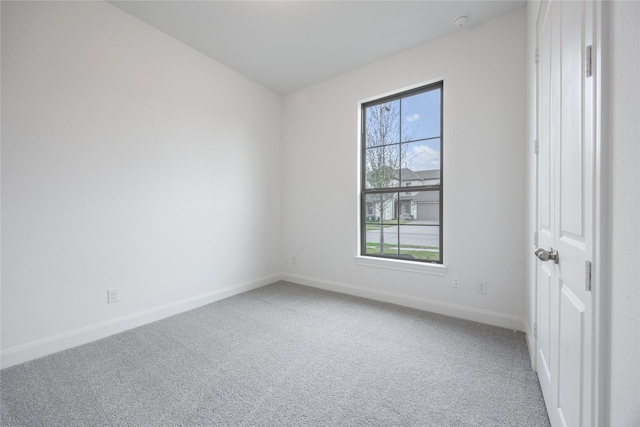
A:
[282,273,526,332]
[1,274,281,369]
[2,273,527,369]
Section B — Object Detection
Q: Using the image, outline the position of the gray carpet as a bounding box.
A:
[1,281,550,426]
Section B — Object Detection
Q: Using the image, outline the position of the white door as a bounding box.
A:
[536,1,596,426]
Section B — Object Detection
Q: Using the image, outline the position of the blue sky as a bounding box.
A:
[364,87,442,172]
[401,88,441,171]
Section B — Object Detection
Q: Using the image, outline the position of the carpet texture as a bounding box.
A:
[1,281,550,426]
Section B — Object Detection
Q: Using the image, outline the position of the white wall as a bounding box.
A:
[1,1,282,367]
[282,8,527,330]
[609,1,640,425]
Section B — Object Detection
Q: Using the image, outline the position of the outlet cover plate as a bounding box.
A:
[478,281,487,294]
[107,288,119,303]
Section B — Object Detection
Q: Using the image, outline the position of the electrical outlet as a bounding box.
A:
[453,276,460,288]
[478,281,487,294]
[291,256,297,265]
[107,288,119,303]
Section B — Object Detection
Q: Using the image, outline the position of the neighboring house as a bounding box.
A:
[398,168,441,186]
[366,168,441,223]
[398,191,440,222]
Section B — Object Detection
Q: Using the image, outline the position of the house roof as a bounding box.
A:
[397,168,421,181]
[396,168,440,182]
[415,170,441,180]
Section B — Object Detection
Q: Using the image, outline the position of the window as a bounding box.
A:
[360,82,443,263]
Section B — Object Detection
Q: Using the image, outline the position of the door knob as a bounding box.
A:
[535,247,559,264]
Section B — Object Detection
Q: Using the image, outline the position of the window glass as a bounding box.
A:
[401,89,441,142]
[361,82,443,264]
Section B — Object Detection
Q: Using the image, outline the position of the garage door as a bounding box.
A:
[417,203,439,222]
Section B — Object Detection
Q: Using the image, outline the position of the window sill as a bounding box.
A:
[354,256,448,276]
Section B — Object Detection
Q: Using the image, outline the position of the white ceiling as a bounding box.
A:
[109,1,525,95]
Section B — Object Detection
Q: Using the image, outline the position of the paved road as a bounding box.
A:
[366,223,439,248]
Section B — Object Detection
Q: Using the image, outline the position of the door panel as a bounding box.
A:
[559,0,586,242]
[536,1,595,426]
[538,265,552,381]
[558,283,585,427]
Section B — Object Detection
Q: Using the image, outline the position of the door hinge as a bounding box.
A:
[534,140,539,155]
[533,322,538,338]
[586,45,592,77]
[535,48,539,64]
[585,261,592,291]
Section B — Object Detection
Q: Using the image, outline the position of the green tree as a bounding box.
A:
[365,103,406,254]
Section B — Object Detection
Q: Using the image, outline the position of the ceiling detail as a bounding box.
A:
[110,1,525,95]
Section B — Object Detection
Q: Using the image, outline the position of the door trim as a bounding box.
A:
[591,1,609,425]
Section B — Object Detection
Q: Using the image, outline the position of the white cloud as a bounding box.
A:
[406,144,440,171]
[406,114,420,122]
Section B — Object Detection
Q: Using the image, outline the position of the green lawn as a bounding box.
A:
[365,242,440,261]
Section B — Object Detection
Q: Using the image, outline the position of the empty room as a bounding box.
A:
[1,1,638,426]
